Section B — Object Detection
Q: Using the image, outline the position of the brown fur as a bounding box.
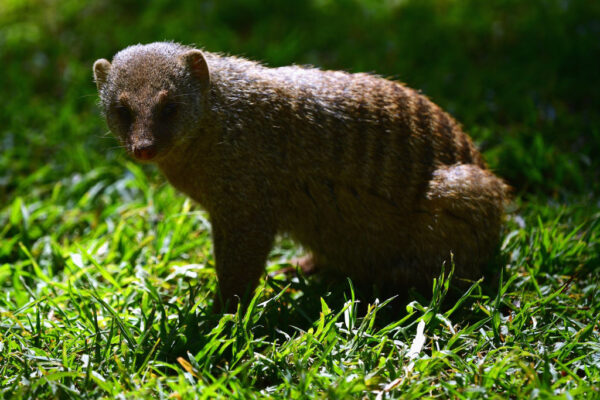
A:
[94,42,508,309]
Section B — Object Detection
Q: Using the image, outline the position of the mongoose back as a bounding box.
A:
[94,42,508,309]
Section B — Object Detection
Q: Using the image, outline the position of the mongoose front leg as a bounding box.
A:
[210,212,276,313]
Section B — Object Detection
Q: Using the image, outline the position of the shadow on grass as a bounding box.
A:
[149,250,507,374]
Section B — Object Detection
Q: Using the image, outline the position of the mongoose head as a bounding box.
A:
[93,43,210,162]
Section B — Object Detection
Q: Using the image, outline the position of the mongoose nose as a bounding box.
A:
[133,144,157,161]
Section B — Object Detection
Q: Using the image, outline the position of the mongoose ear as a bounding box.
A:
[179,50,210,91]
[93,59,112,91]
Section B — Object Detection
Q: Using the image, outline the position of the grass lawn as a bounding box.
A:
[1,0,599,398]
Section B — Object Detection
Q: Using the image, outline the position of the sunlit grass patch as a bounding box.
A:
[1,164,598,397]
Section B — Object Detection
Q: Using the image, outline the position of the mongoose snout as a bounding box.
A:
[132,142,158,161]
[94,42,508,311]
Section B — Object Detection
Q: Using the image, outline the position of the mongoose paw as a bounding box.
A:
[270,254,320,278]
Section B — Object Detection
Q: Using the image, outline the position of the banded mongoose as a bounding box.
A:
[93,42,508,309]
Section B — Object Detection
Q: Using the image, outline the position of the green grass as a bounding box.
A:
[1,0,600,398]
[1,165,599,398]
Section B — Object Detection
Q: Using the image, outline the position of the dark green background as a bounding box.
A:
[2,0,599,200]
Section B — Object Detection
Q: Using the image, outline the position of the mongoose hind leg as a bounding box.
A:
[405,163,507,290]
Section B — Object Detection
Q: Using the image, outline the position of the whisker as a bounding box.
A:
[107,145,128,151]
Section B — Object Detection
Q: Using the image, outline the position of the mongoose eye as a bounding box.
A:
[161,102,178,119]
[115,105,133,126]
